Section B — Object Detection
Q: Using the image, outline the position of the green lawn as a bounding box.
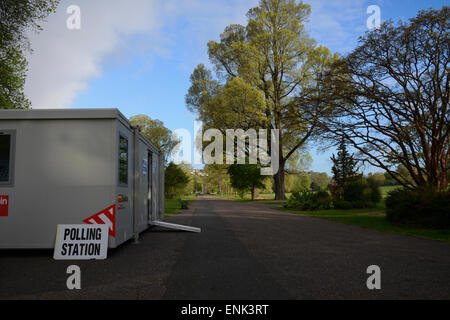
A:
[379,185,401,198]
[276,207,450,243]
[164,199,181,216]
[164,195,197,217]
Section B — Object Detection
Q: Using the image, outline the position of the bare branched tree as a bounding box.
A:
[319,7,449,190]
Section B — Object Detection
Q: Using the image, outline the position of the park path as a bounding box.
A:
[163,196,450,299]
[1,196,449,299]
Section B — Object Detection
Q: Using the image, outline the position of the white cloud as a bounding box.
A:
[307,0,367,54]
[25,0,162,109]
[24,0,363,109]
[25,0,259,109]
[158,0,259,72]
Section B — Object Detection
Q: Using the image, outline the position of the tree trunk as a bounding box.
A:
[251,187,255,201]
[273,168,285,200]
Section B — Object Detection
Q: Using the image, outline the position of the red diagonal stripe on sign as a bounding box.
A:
[83,204,116,237]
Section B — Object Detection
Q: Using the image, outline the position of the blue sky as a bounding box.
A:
[25,0,448,175]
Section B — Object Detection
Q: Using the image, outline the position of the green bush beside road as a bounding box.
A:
[386,187,450,229]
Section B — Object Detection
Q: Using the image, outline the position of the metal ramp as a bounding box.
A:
[150,220,201,233]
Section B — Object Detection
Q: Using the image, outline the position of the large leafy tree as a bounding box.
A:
[129,114,179,162]
[164,162,190,199]
[0,0,59,109]
[203,164,233,195]
[0,47,29,109]
[186,0,339,199]
[309,172,330,190]
[321,7,449,190]
[284,150,313,192]
[228,163,268,200]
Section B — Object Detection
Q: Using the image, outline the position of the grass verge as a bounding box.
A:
[164,195,197,217]
[276,207,450,243]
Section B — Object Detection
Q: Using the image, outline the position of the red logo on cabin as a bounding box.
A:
[83,204,116,237]
[0,195,8,217]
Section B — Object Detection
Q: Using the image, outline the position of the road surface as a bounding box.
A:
[1,196,449,299]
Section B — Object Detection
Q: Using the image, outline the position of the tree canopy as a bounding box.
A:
[164,162,190,199]
[228,163,268,200]
[129,114,179,161]
[0,0,59,109]
[320,7,449,190]
[186,0,339,199]
[330,139,359,189]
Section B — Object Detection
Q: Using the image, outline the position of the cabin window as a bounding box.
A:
[118,135,128,185]
[0,132,13,184]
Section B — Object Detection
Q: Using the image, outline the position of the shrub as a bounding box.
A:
[385,187,450,229]
[367,176,382,203]
[287,181,382,211]
[343,177,367,202]
[333,200,354,210]
[314,189,332,209]
[348,200,366,209]
[286,190,332,210]
[342,176,381,208]
[286,191,312,209]
[316,189,330,199]
[310,181,320,191]
[328,180,342,200]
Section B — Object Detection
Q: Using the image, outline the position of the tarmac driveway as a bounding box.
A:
[1,196,449,299]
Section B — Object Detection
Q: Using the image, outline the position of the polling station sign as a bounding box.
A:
[0,195,8,217]
[54,224,109,260]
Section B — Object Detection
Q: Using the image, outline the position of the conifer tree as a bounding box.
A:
[330,139,358,190]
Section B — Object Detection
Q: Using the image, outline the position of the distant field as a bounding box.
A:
[379,185,401,198]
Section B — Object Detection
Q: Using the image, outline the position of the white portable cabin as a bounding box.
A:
[0,108,198,249]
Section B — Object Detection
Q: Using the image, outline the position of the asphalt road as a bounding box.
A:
[1,196,449,299]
